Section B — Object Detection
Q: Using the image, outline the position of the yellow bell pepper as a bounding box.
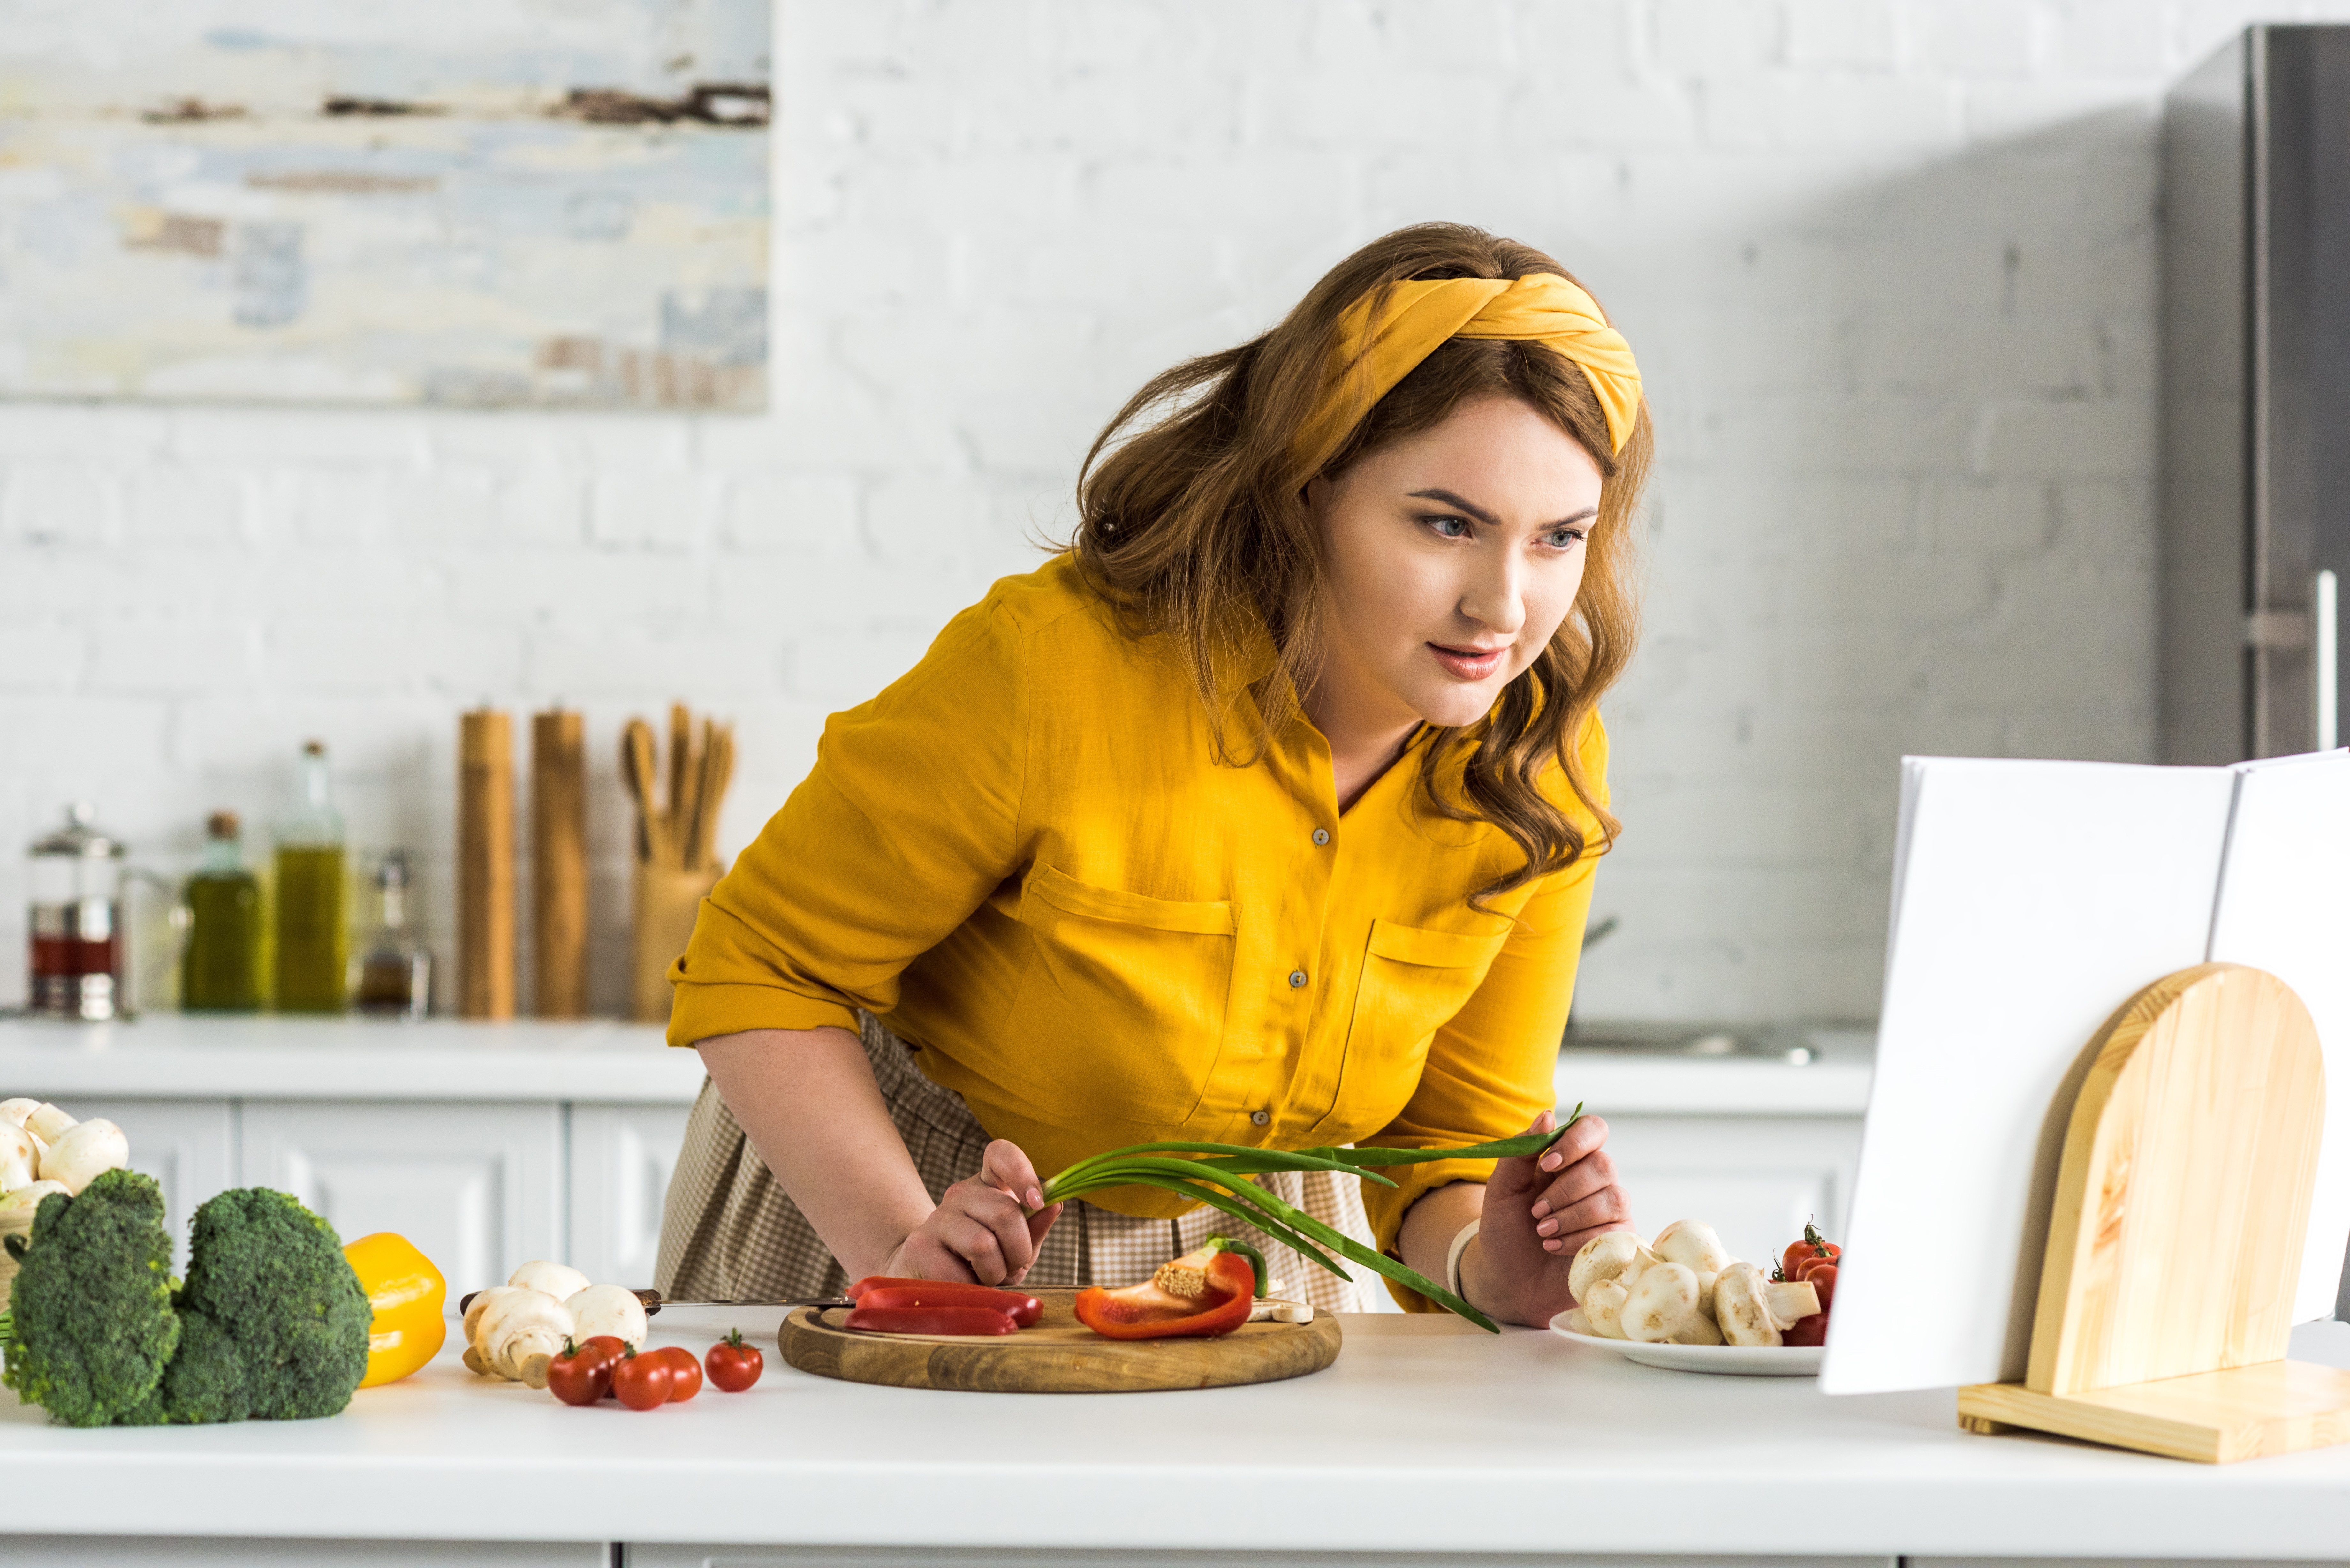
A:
[343,1232,447,1388]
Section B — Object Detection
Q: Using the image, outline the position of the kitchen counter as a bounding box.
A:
[0,1015,702,1103]
[1556,1025,1875,1115]
[5,1307,2350,1564]
[0,1015,1869,1115]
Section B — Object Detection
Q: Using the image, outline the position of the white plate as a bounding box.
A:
[1548,1314,1823,1376]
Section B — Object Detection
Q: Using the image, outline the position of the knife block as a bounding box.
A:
[1957,963,2350,1463]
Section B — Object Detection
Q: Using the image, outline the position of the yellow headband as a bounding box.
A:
[1295,273,1644,477]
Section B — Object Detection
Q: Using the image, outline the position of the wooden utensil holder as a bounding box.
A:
[1957,962,2350,1463]
[631,863,716,1024]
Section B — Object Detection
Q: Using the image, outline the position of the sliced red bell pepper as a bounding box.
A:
[1074,1242,1256,1340]
[842,1304,1020,1336]
[857,1284,1042,1327]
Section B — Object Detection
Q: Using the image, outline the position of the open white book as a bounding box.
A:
[1820,751,2350,1396]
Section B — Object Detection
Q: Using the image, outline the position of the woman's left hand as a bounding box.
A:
[1461,1108,1632,1326]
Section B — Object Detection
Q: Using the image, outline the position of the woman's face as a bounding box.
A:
[1307,393,1606,735]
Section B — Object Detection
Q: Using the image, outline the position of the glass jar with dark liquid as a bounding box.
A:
[27,804,128,1021]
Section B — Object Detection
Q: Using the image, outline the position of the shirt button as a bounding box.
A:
[1287,969,1308,989]
[1250,1110,1270,1127]
[1312,828,1331,846]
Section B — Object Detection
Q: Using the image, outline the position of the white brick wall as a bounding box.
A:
[6,0,2348,1020]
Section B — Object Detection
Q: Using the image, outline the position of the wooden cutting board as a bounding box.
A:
[779,1289,1342,1393]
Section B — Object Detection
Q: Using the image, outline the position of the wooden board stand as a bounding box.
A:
[1957,963,2350,1462]
[780,1288,1342,1393]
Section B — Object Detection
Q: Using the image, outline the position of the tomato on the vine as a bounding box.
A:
[610,1348,673,1411]
[546,1339,613,1407]
[1779,1221,1840,1282]
[1784,1313,1829,1347]
[706,1329,764,1393]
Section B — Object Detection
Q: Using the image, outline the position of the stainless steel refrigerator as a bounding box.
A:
[2163,25,2350,764]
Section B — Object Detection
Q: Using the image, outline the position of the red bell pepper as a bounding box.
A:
[842,1304,1020,1336]
[1073,1241,1256,1340]
[856,1284,1043,1327]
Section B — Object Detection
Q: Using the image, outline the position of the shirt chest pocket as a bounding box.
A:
[1006,864,1238,1125]
[1308,918,1511,1138]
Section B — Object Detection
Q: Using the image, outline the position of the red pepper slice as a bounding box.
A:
[1074,1247,1255,1340]
[856,1284,1043,1327]
[842,1304,1020,1336]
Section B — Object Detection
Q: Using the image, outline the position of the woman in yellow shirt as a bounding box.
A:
[657,222,1647,1325]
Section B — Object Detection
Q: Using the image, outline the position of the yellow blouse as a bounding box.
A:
[668,554,1605,1289]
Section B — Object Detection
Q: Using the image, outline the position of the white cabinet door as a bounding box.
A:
[1597,1115,1864,1269]
[568,1102,691,1285]
[239,1102,562,1296]
[63,1098,234,1270]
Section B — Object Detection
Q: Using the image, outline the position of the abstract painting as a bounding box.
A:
[0,1,769,409]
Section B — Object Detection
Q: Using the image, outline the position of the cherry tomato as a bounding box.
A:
[1783,1313,1829,1347]
[545,1339,613,1407]
[1779,1222,1840,1282]
[609,1348,673,1411]
[706,1329,764,1393]
[581,1334,627,1361]
[654,1345,702,1402]
[1802,1263,1838,1312]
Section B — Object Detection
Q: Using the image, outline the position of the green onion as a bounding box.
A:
[1036,1105,1583,1334]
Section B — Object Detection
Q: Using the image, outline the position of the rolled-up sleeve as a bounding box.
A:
[1362,717,1608,1308]
[665,605,1029,1048]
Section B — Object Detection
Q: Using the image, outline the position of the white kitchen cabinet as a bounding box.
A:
[239,1100,564,1294]
[1597,1114,1864,1268]
[569,1101,692,1285]
[60,1098,233,1270]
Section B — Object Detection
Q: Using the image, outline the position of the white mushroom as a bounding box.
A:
[1714,1261,1781,1346]
[1622,1261,1702,1344]
[1568,1232,1644,1302]
[477,1289,575,1389]
[1247,1297,1314,1324]
[507,1259,592,1301]
[1582,1276,1633,1339]
[1765,1278,1822,1330]
[37,1119,128,1196]
[1561,1306,1595,1335]
[0,1099,42,1134]
[565,1284,648,1350]
[0,1124,39,1192]
[0,1179,68,1219]
[1652,1219,1734,1276]
[1671,1309,1726,1346]
[462,1286,522,1378]
[24,1103,77,1145]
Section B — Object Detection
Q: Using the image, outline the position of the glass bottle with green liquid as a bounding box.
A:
[273,740,348,1013]
[181,811,260,1011]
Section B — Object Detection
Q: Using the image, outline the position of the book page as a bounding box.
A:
[2208,750,2350,1323]
[1821,757,2235,1395]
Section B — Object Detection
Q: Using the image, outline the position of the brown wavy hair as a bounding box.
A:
[1068,222,1650,905]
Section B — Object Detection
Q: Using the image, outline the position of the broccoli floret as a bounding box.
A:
[0,1169,181,1427]
[157,1187,370,1422]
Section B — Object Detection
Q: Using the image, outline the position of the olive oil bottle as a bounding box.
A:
[272,740,348,1013]
[181,811,260,1011]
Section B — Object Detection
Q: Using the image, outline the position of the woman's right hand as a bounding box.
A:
[875,1138,1063,1286]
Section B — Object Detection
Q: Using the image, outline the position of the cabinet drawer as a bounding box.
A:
[239,1101,562,1295]
[568,1101,691,1285]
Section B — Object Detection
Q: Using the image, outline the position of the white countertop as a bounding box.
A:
[0,1015,706,1104]
[3,1306,2346,1557]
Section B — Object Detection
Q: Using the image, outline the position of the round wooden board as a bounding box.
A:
[779,1289,1342,1393]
